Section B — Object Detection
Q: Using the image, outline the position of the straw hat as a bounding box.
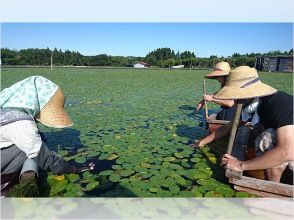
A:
[214,66,277,100]
[205,61,231,78]
[35,88,73,128]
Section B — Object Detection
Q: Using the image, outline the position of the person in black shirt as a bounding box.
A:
[193,66,293,182]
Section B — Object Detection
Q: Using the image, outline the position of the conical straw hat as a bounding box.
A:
[205,61,231,78]
[35,88,73,128]
[214,66,277,100]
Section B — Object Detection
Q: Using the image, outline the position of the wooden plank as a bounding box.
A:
[230,176,293,197]
[225,169,243,179]
[234,185,290,198]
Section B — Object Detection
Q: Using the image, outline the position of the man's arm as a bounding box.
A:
[204,95,235,108]
[194,121,233,147]
[223,125,294,171]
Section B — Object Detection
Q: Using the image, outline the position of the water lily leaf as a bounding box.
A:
[75,156,86,164]
[215,187,235,197]
[175,176,186,186]
[54,175,65,181]
[107,154,118,160]
[174,153,184,159]
[63,191,75,197]
[140,162,151,168]
[236,191,251,198]
[85,181,99,191]
[109,174,120,182]
[99,153,109,160]
[82,171,92,178]
[204,191,224,198]
[58,150,69,157]
[122,163,133,169]
[67,174,80,183]
[112,165,123,170]
[99,170,114,176]
[191,157,201,163]
[164,157,176,162]
[169,185,180,195]
[149,187,158,193]
[86,152,100,158]
[53,180,68,193]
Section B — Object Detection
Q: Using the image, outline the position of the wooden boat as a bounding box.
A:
[205,108,252,133]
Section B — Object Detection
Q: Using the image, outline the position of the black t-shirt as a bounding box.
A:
[257,91,293,129]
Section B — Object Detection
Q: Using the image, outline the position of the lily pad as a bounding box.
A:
[75,156,87,164]
[175,176,187,186]
[109,174,120,183]
[204,191,224,198]
[215,187,235,197]
[67,174,80,183]
[58,150,69,157]
[85,181,99,191]
[99,170,114,176]
[236,191,251,198]
[86,152,100,158]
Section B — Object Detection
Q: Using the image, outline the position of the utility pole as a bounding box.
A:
[50,51,53,71]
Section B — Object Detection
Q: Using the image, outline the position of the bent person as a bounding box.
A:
[1,76,94,196]
[194,66,293,182]
[196,61,236,121]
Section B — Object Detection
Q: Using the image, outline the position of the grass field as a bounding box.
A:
[1,67,293,197]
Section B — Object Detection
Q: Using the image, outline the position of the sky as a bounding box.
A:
[1,23,293,58]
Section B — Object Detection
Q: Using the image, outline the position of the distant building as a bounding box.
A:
[133,61,150,68]
[171,65,184,69]
[255,56,293,72]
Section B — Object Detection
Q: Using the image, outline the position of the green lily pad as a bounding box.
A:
[149,187,159,193]
[109,174,120,182]
[67,174,80,182]
[58,150,69,157]
[53,180,68,193]
[86,152,100,158]
[99,153,109,160]
[191,157,201,163]
[99,170,114,176]
[175,176,186,186]
[215,187,235,197]
[236,191,251,198]
[63,191,75,197]
[122,163,133,169]
[82,171,92,178]
[204,191,224,198]
[169,185,180,195]
[112,165,123,170]
[140,162,152,168]
[75,156,86,164]
[85,181,99,191]
[174,153,184,159]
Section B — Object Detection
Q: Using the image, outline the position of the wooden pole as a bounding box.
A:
[226,103,243,155]
[203,79,208,119]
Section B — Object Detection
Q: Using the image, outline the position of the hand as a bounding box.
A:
[189,141,204,150]
[76,162,96,173]
[204,94,214,102]
[221,154,243,171]
[196,100,205,111]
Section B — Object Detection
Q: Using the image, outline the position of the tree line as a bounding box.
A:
[1,47,293,68]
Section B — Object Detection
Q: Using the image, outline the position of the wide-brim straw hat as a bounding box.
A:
[214,66,277,100]
[205,61,231,78]
[35,88,73,128]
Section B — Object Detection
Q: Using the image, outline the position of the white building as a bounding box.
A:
[133,62,150,68]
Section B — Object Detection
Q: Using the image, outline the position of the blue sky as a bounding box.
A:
[1,23,293,57]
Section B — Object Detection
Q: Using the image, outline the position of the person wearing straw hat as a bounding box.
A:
[194,66,293,182]
[196,61,236,121]
[0,76,95,196]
